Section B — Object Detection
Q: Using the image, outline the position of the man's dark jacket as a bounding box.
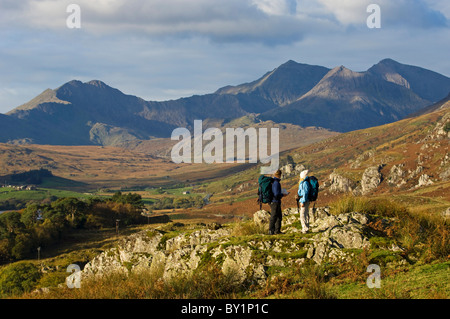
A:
[272,177,283,203]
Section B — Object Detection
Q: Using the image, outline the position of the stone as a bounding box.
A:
[329,172,356,193]
[69,207,398,287]
[442,207,450,219]
[360,165,383,195]
[253,210,271,226]
[417,174,434,187]
[387,164,406,187]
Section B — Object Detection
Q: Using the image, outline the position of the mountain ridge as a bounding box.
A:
[1,58,449,146]
[259,62,434,132]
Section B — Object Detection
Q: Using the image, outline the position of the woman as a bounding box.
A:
[297,169,311,233]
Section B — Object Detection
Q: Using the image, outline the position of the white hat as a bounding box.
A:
[300,169,309,179]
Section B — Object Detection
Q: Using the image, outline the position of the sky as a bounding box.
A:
[0,0,449,114]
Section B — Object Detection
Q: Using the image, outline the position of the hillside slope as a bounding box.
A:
[204,94,450,218]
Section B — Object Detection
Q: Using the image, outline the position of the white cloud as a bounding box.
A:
[0,0,449,114]
[251,0,296,16]
[316,0,448,28]
[0,0,319,44]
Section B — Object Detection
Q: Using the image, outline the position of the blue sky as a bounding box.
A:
[0,0,449,114]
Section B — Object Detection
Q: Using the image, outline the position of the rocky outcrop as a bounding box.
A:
[280,163,305,178]
[329,172,356,193]
[68,207,403,288]
[417,174,434,187]
[387,164,406,187]
[359,165,383,195]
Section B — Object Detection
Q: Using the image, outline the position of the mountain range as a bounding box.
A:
[1,58,449,147]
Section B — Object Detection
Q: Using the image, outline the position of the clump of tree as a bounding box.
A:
[0,192,146,264]
[0,262,41,297]
[110,191,144,208]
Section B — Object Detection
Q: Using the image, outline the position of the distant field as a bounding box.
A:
[0,187,94,202]
[0,143,257,191]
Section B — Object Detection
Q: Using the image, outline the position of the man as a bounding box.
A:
[297,169,311,233]
[269,169,284,235]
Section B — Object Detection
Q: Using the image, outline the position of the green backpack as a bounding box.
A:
[258,175,274,209]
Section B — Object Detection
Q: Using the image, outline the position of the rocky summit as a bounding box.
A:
[67,206,403,288]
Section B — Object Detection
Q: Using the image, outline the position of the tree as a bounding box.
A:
[11,233,34,260]
[0,212,24,234]
[20,204,44,227]
[51,197,87,228]
[0,239,11,262]
[0,262,41,296]
[110,191,143,208]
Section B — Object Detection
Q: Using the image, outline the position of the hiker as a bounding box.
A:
[269,169,285,235]
[297,169,311,233]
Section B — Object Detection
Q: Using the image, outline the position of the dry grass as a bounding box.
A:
[26,259,245,299]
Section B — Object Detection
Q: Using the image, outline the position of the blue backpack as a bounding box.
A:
[306,176,319,202]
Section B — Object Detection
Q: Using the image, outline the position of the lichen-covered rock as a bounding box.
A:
[387,164,406,187]
[69,207,402,288]
[360,165,383,195]
[329,172,356,193]
[417,174,434,187]
[306,211,371,264]
[253,210,270,226]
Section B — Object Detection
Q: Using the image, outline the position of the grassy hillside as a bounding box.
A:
[197,98,450,219]
[1,196,447,299]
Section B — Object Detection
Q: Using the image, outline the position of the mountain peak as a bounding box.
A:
[278,59,299,68]
[369,58,450,102]
[86,80,111,89]
[6,88,71,115]
[56,80,111,91]
[324,65,362,80]
[215,60,330,106]
[377,58,400,65]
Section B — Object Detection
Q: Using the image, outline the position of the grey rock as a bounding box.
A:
[329,172,356,193]
[69,207,399,288]
[417,174,434,187]
[387,164,406,187]
[360,165,383,195]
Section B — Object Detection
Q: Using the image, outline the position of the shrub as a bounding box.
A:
[299,262,337,299]
[0,262,41,296]
[330,195,408,218]
[232,220,267,236]
[330,195,373,215]
[444,122,450,133]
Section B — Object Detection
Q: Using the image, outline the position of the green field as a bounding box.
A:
[0,187,93,202]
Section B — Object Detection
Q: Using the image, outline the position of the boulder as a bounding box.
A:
[329,172,356,193]
[360,165,383,195]
[417,174,434,187]
[306,211,371,264]
[253,210,270,226]
[387,164,406,187]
